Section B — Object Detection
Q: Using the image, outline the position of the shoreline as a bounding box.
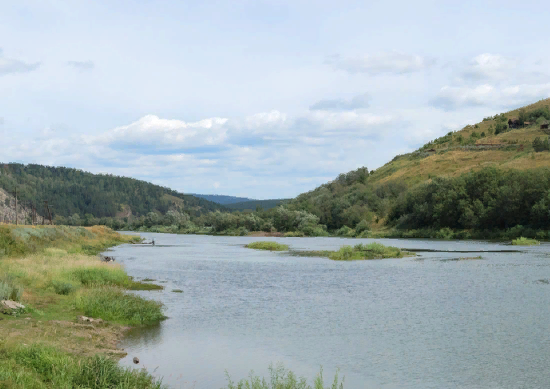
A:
[0,225,165,388]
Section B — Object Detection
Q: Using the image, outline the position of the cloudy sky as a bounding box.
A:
[2,0,550,199]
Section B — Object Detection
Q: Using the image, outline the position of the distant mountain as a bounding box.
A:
[190,194,255,205]
[226,199,290,211]
[0,163,226,221]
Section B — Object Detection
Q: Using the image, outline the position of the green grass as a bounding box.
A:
[245,241,289,251]
[329,243,406,260]
[294,243,411,261]
[512,237,540,245]
[0,277,24,301]
[0,343,165,389]
[223,363,344,389]
[75,286,166,326]
[171,289,183,293]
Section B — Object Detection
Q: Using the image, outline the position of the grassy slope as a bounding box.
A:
[0,225,165,389]
[369,98,550,187]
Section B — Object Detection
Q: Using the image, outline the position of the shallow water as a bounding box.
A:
[108,233,550,389]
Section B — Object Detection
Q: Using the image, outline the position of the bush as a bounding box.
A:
[355,220,370,235]
[329,243,406,260]
[284,231,305,237]
[435,227,454,240]
[0,279,23,301]
[335,226,354,237]
[511,237,540,246]
[51,281,76,295]
[75,286,165,326]
[245,241,289,251]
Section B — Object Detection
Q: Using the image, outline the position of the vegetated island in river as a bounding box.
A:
[0,225,345,388]
[246,241,414,260]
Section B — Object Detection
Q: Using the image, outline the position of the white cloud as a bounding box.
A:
[0,49,41,76]
[325,52,435,75]
[86,114,229,148]
[432,83,550,110]
[309,93,370,111]
[67,60,95,71]
[460,53,517,82]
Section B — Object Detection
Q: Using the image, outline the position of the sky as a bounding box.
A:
[2,0,550,199]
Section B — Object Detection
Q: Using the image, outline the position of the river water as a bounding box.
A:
[107,233,550,389]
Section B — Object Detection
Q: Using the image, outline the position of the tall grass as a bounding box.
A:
[75,286,165,326]
[0,344,165,389]
[0,277,24,301]
[511,237,540,245]
[329,243,405,261]
[246,241,289,251]
[0,225,140,258]
[224,364,344,389]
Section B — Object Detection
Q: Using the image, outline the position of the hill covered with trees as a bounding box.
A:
[0,163,225,226]
[190,194,254,205]
[226,199,290,211]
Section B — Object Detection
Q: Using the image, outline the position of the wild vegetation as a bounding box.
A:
[0,344,166,389]
[0,225,165,388]
[223,364,344,389]
[295,243,411,261]
[511,237,540,246]
[246,241,290,251]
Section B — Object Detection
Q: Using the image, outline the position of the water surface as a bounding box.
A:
[108,233,550,389]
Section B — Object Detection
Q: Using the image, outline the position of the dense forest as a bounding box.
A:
[0,163,225,222]
[190,194,254,205]
[226,199,290,211]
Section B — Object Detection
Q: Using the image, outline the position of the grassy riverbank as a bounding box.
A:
[0,225,166,389]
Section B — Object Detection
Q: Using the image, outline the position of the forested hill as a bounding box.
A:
[191,194,254,205]
[287,98,550,232]
[226,199,290,211]
[0,163,225,221]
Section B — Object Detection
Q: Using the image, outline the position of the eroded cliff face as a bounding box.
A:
[0,188,47,225]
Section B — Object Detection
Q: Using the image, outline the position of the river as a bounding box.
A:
[107,233,550,389]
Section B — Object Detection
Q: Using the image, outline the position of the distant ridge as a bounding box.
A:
[190,194,255,205]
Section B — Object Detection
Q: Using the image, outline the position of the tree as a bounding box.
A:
[518,108,527,126]
[495,122,508,135]
[533,137,545,152]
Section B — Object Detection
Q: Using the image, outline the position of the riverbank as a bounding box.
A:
[123,223,550,243]
[0,225,166,389]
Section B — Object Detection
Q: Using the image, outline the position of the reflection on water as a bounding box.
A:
[109,233,550,389]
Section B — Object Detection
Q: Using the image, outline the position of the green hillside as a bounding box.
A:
[191,194,253,205]
[0,163,225,222]
[286,98,550,235]
[226,199,290,211]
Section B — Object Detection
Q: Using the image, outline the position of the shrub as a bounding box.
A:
[335,226,354,237]
[355,220,370,235]
[245,241,289,251]
[511,237,540,246]
[51,281,76,295]
[0,280,24,301]
[75,286,165,326]
[435,227,454,240]
[284,231,305,237]
[328,243,406,260]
